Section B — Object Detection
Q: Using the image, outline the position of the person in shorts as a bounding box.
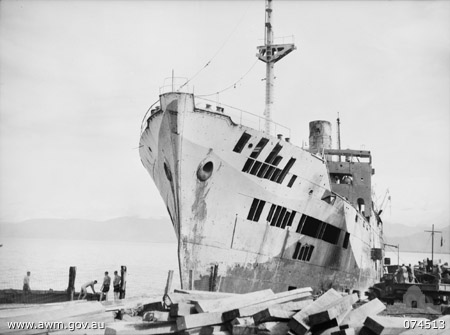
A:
[78,280,97,300]
[100,271,111,301]
[113,270,121,300]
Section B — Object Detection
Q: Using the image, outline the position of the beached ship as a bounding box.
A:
[139,0,384,294]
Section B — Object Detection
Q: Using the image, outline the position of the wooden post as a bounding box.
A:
[188,269,193,290]
[67,266,76,301]
[164,270,174,295]
[119,265,127,299]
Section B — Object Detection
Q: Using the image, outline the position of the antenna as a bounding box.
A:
[257,0,296,135]
[337,112,341,162]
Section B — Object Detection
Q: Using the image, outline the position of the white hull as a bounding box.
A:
[139,92,383,294]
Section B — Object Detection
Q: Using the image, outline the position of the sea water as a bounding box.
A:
[0,238,448,298]
[0,238,180,298]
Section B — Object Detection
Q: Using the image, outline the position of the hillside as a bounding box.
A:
[0,217,177,243]
[383,222,449,254]
[0,217,448,253]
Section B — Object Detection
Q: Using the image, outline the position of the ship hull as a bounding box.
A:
[139,92,383,294]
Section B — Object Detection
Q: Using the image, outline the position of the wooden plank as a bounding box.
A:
[104,321,177,335]
[222,289,312,322]
[0,300,88,318]
[231,317,255,326]
[142,311,172,322]
[308,294,358,326]
[364,316,429,335]
[257,322,289,335]
[199,325,228,335]
[277,299,312,312]
[177,312,224,331]
[399,315,450,335]
[194,289,275,313]
[340,298,385,328]
[174,289,237,298]
[170,302,197,317]
[142,301,165,313]
[102,296,161,312]
[358,326,378,335]
[288,288,342,335]
[330,328,355,335]
[253,308,296,324]
[232,325,258,335]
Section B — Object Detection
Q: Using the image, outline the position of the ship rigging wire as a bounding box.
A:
[179,4,251,91]
[197,59,259,97]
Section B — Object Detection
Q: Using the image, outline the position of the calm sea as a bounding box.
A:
[0,238,448,298]
[0,238,180,298]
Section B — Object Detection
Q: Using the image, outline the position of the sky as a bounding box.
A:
[0,0,449,231]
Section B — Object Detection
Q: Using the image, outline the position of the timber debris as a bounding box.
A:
[2,288,448,335]
[103,287,448,335]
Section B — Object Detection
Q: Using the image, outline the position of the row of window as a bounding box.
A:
[292,242,314,262]
[246,198,350,250]
[296,214,350,249]
[233,133,298,187]
[267,204,296,228]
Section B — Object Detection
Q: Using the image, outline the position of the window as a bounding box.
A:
[287,175,297,188]
[265,144,283,164]
[233,133,251,153]
[300,215,322,238]
[276,158,296,184]
[247,198,266,222]
[321,224,341,245]
[357,198,365,214]
[293,242,302,259]
[250,138,269,159]
[242,158,255,173]
[343,232,350,249]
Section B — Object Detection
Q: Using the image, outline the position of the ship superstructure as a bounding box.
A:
[139,0,384,294]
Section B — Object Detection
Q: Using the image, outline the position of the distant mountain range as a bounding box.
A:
[0,217,176,243]
[382,222,449,254]
[0,217,448,253]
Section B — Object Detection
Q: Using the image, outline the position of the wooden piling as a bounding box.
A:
[165,270,174,295]
[120,265,127,299]
[67,266,76,301]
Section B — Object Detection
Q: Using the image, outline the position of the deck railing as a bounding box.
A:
[194,97,291,139]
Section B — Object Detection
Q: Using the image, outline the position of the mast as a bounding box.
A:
[257,0,296,135]
[424,224,442,267]
[337,112,341,162]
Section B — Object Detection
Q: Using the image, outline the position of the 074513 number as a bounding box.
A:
[403,319,446,330]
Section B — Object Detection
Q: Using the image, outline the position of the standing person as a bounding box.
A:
[113,271,121,301]
[23,271,31,292]
[78,280,97,300]
[100,271,111,301]
[407,264,415,283]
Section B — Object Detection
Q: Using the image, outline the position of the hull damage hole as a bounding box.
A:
[197,161,214,181]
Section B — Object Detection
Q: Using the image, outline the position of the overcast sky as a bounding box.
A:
[1,0,449,230]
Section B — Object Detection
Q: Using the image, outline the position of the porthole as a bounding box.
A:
[248,143,253,148]
[164,162,173,181]
[197,161,214,181]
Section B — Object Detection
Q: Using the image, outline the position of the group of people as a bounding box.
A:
[78,270,122,301]
[393,259,450,284]
[393,264,415,283]
[22,270,122,301]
